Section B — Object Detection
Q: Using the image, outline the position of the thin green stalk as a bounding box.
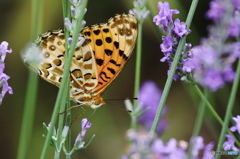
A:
[187,89,208,159]
[40,1,88,158]
[194,85,240,146]
[215,59,240,156]
[150,0,198,133]
[131,22,143,129]
[17,72,39,159]
[55,2,71,158]
[17,0,42,159]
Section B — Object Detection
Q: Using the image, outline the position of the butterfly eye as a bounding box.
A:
[94,98,102,106]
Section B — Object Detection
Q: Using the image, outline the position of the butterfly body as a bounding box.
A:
[27,14,137,109]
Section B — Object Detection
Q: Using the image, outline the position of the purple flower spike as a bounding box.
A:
[206,0,225,21]
[230,115,240,134]
[0,41,13,105]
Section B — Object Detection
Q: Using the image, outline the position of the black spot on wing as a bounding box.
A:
[101,72,111,80]
[96,39,103,46]
[93,30,100,35]
[105,49,113,56]
[114,41,119,49]
[103,28,109,33]
[105,37,112,43]
[96,59,104,66]
[107,67,116,75]
[110,59,121,67]
[119,50,124,56]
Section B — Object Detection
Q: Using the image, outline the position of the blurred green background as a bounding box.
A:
[0,0,239,158]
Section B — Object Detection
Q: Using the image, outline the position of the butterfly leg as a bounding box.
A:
[70,106,86,126]
[59,104,84,114]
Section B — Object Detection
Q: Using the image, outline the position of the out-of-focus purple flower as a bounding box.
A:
[227,11,240,37]
[230,115,240,134]
[223,134,239,151]
[206,0,225,21]
[201,68,225,92]
[233,0,240,9]
[123,131,214,159]
[180,0,240,91]
[202,142,214,159]
[0,41,13,105]
[191,136,204,157]
[129,0,150,21]
[138,81,167,134]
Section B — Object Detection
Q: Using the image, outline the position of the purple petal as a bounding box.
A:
[173,19,188,38]
[160,35,173,53]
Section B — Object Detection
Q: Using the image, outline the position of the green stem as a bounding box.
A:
[193,85,240,146]
[17,0,42,158]
[131,22,143,130]
[150,0,198,133]
[40,1,88,158]
[56,0,70,152]
[17,72,39,159]
[187,89,208,158]
[215,59,240,156]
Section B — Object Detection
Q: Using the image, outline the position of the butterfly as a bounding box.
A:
[26,14,138,109]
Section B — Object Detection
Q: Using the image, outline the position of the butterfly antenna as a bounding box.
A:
[105,97,138,102]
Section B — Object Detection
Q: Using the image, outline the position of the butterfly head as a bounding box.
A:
[90,96,105,109]
[76,96,105,109]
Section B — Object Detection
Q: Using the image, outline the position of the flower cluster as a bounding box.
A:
[122,130,214,159]
[0,41,13,105]
[223,115,240,151]
[43,118,93,154]
[182,0,240,91]
[129,0,150,22]
[153,2,191,80]
[138,81,167,134]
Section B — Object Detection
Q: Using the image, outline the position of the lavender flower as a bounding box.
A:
[138,81,167,134]
[181,0,240,91]
[0,41,13,105]
[222,115,240,152]
[154,1,191,81]
[230,115,240,134]
[65,0,86,47]
[223,134,239,151]
[122,130,214,159]
[74,118,92,149]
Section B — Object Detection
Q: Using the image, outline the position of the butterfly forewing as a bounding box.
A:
[81,14,138,95]
[26,14,137,108]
